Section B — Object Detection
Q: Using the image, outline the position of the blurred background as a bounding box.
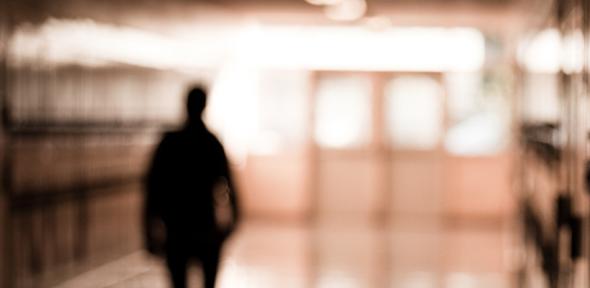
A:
[1,0,589,287]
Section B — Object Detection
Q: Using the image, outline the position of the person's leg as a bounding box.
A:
[166,251,188,288]
[200,245,221,288]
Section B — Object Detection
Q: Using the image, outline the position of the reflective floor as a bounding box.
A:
[55,220,517,288]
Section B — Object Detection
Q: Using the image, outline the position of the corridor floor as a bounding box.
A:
[54,220,517,288]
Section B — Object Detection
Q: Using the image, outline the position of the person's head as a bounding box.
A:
[186,85,207,122]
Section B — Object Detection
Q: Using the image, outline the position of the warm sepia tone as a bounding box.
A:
[0,0,588,287]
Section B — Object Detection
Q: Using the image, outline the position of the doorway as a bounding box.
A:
[311,71,446,226]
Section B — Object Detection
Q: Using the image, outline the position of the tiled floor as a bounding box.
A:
[55,220,517,288]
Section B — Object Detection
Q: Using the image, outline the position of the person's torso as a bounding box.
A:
[157,129,226,231]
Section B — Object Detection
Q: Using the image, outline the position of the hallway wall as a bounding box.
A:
[1,1,9,285]
[2,63,197,287]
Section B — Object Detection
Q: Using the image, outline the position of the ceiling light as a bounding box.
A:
[305,0,343,6]
[325,0,367,22]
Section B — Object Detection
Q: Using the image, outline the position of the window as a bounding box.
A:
[385,76,443,149]
[314,76,372,149]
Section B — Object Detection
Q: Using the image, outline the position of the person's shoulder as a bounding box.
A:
[163,130,183,138]
[205,129,223,146]
[158,130,184,145]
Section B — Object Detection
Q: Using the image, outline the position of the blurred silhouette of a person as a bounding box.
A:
[144,85,240,288]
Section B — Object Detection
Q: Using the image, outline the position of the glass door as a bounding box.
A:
[383,74,446,225]
[311,72,446,226]
[312,72,381,226]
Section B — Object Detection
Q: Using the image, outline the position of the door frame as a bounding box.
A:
[308,70,447,225]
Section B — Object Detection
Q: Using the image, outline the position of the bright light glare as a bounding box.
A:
[325,0,367,22]
[314,76,372,148]
[562,30,584,73]
[518,29,561,73]
[242,26,485,72]
[207,60,260,165]
[9,19,485,72]
[444,112,506,155]
[8,18,232,68]
[386,77,443,149]
[305,0,344,5]
[518,28,588,74]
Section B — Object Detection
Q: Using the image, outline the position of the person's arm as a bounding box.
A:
[219,144,241,234]
[143,136,167,255]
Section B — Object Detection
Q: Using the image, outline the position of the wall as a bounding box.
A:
[1,1,9,285]
[444,153,514,221]
[4,63,195,287]
[238,152,312,221]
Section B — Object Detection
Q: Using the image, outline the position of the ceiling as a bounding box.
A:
[5,0,529,36]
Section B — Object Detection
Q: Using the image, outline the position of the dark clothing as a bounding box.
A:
[166,242,221,288]
[144,121,239,288]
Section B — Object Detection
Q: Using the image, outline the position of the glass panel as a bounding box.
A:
[314,75,372,148]
[444,112,507,155]
[444,71,511,155]
[445,72,480,122]
[385,76,443,149]
[255,70,309,154]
